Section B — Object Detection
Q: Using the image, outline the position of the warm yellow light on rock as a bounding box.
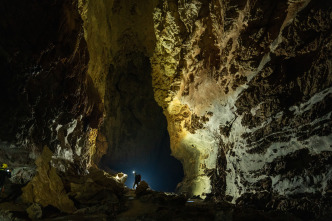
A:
[87,128,98,168]
[22,146,76,213]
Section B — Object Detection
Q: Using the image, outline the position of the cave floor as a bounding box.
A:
[1,188,308,221]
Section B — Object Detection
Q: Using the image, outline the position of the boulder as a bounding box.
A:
[21,146,76,213]
[68,167,124,213]
[26,203,42,220]
[135,180,150,196]
[114,172,127,185]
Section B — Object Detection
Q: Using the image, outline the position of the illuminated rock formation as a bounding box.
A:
[21,146,76,213]
[0,0,331,219]
[77,1,331,216]
[150,0,332,215]
[78,0,173,174]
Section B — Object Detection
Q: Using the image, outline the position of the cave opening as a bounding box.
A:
[99,53,184,192]
[106,130,184,192]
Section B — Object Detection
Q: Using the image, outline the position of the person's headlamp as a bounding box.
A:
[6,169,9,172]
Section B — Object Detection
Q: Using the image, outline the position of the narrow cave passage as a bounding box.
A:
[99,53,183,192]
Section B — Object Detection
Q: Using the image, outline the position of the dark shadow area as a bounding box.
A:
[99,51,183,193]
[92,0,184,194]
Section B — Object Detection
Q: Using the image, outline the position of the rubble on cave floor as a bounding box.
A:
[0,157,329,220]
[0,184,311,221]
[0,160,328,221]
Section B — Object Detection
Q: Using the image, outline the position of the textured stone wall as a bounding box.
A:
[77,1,331,213]
[78,0,172,170]
[21,146,76,213]
[1,0,330,217]
[150,0,331,216]
[0,0,103,175]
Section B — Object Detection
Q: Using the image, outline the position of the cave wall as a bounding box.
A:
[149,0,332,214]
[0,0,330,216]
[78,0,172,170]
[78,0,332,212]
[0,0,103,174]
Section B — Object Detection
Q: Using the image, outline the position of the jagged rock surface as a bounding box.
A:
[78,0,171,171]
[0,0,331,220]
[149,0,332,218]
[77,0,332,218]
[21,146,76,213]
[0,0,103,174]
[0,0,105,217]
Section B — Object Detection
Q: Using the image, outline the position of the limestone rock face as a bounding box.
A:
[78,0,170,169]
[0,0,331,219]
[77,1,331,216]
[21,146,76,213]
[68,167,124,209]
[0,0,103,175]
[149,0,332,216]
[21,148,125,215]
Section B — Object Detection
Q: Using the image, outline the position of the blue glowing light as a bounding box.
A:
[105,132,184,192]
